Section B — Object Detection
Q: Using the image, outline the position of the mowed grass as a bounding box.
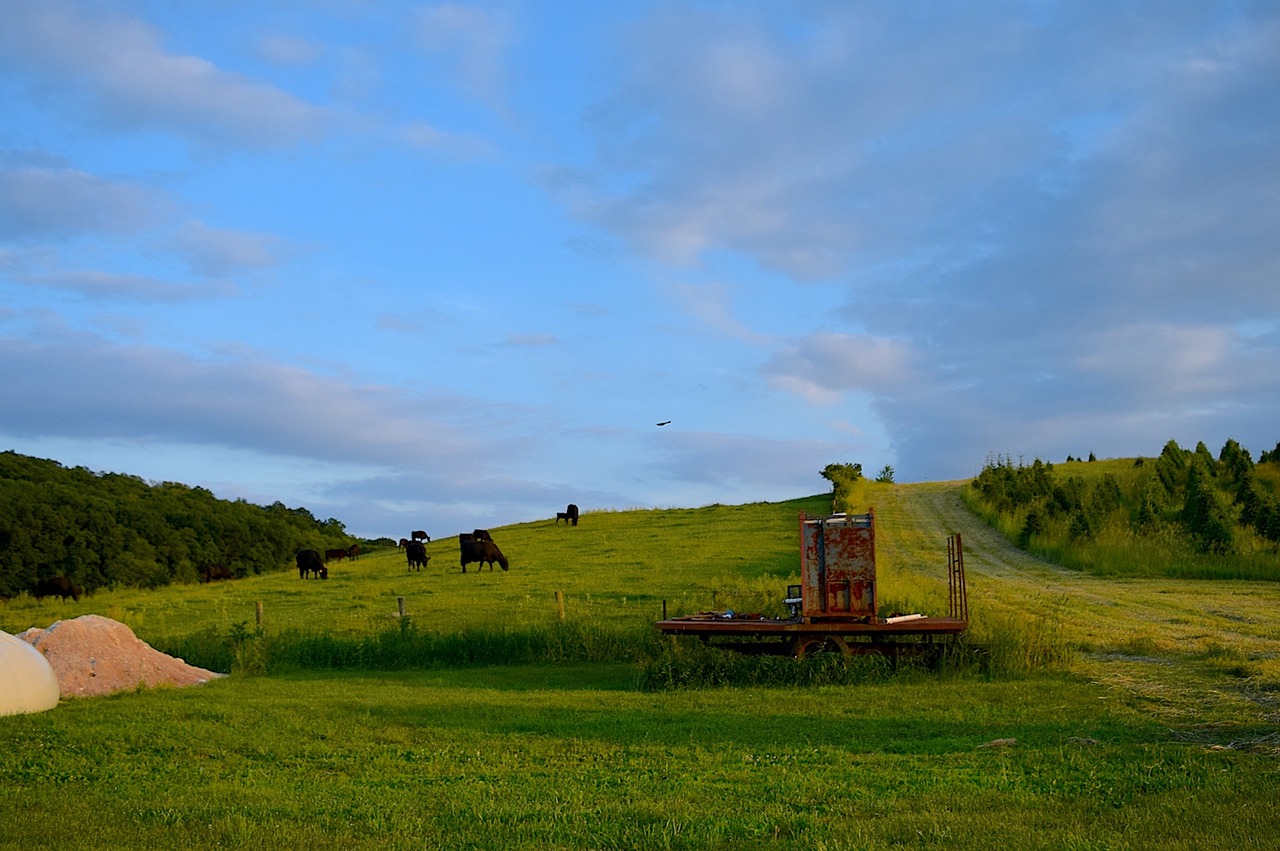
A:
[4,486,1280,849]
[3,666,1275,851]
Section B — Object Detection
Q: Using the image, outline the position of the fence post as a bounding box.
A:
[398,596,406,618]
[662,599,667,620]
[555,590,565,622]
[255,601,263,627]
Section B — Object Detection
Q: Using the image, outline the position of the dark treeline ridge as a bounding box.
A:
[966,438,1280,580]
[0,451,355,598]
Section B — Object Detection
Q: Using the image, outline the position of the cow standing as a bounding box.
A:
[411,530,430,543]
[33,576,83,601]
[297,549,325,579]
[459,533,508,572]
[202,564,234,583]
[405,541,429,571]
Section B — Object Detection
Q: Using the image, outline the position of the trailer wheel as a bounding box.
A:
[794,636,851,659]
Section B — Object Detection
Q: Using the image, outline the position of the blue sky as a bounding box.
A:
[2,1,1277,539]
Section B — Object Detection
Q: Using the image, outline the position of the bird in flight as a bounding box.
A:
[656,420,671,426]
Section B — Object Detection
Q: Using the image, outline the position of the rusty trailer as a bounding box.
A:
[655,510,969,659]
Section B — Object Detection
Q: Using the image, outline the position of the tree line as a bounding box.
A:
[968,438,1280,566]
[0,451,356,598]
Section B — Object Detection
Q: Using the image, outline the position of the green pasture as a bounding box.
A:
[4,483,1280,849]
[1,494,833,649]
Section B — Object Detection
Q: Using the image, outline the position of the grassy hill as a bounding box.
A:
[4,481,1280,849]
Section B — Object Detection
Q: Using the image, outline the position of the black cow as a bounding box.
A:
[202,564,234,583]
[398,538,411,550]
[347,543,361,560]
[471,528,493,541]
[405,541,429,571]
[324,547,347,562]
[297,549,325,579]
[34,576,83,601]
[412,530,430,543]
[556,504,580,526]
[459,533,508,572]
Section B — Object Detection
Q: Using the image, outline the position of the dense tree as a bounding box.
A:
[970,437,1278,562]
[0,451,354,598]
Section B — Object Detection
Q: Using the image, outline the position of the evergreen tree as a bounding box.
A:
[1181,457,1234,554]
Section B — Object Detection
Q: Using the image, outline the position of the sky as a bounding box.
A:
[1,1,1278,540]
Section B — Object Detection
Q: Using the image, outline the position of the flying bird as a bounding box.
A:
[656,421,671,426]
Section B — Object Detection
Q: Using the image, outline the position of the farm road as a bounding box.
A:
[878,481,1280,727]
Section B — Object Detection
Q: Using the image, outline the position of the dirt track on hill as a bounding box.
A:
[881,481,1280,728]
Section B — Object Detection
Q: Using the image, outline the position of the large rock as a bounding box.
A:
[0,630,60,715]
[19,614,224,699]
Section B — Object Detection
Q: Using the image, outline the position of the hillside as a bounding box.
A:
[964,439,1280,580]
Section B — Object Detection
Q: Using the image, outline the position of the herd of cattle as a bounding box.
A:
[24,504,583,600]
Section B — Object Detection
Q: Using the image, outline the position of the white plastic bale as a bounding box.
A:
[0,630,61,715]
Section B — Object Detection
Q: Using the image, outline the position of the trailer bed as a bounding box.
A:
[655,612,968,657]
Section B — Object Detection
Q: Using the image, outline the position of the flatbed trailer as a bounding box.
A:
[655,510,969,659]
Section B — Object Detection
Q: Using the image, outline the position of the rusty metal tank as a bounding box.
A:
[799,511,877,621]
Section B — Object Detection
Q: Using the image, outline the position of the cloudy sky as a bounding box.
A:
[2,1,1277,539]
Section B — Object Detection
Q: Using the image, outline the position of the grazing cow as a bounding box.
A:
[405,541,430,571]
[324,548,348,563]
[297,549,325,579]
[412,530,430,543]
[566,504,579,527]
[471,528,493,541]
[459,533,508,573]
[202,564,234,583]
[34,576,83,602]
[398,538,411,550]
[347,543,361,560]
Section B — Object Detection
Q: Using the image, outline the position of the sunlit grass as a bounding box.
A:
[7,483,1280,848]
[3,666,1276,851]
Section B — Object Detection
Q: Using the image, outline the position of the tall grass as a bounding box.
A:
[161,618,665,675]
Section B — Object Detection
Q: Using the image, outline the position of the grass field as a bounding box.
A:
[3,484,1279,849]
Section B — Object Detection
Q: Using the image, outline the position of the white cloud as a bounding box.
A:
[167,221,281,278]
[0,0,331,148]
[2,262,235,302]
[0,333,477,468]
[0,158,166,238]
[665,281,771,344]
[412,4,514,111]
[256,34,325,67]
[762,332,915,401]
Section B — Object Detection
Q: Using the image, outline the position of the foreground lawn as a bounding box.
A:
[2,665,1275,850]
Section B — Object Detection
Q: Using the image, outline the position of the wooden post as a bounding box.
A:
[555,590,565,622]
[255,601,263,627]
[662,599,667,620]
[397,596,406,618]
